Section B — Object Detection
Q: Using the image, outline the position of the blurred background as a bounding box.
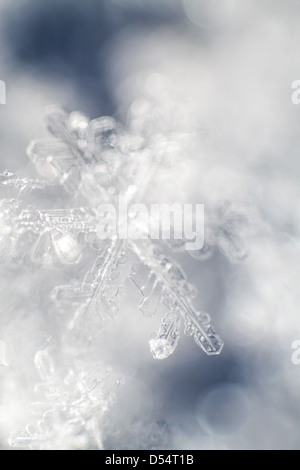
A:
[1,0,300,450]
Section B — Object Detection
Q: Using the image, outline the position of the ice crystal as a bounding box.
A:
[9,341,121,450]
[0,105,226,360]
[0,340,8,367]
[0,103,254,449]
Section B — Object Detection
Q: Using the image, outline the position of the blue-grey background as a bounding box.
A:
[1,0,300,450]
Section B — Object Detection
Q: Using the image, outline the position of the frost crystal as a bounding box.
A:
[0,104,236,449]
[9,342,121,450]
[0,105,225,360]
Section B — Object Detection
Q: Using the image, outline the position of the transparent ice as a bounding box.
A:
[0,104,252,449]
[1,106,229,358]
